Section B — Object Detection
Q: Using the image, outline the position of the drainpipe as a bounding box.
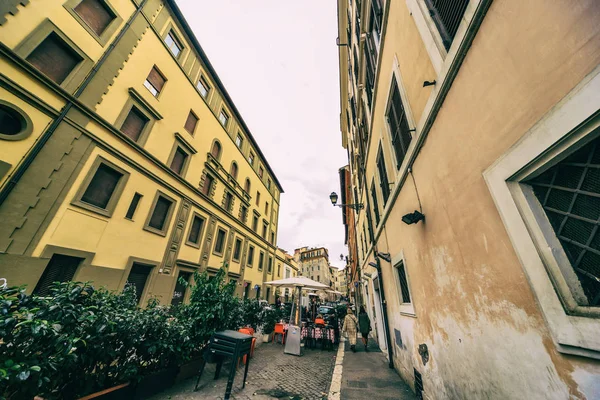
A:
[0,0,150,205]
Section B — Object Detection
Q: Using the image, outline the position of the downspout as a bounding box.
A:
[0,0,150,205]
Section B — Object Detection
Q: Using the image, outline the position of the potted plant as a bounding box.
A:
[261,308,279,343]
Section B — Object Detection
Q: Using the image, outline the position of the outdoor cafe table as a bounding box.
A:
[282,323,335,343]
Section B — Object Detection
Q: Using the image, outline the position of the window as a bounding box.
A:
[278,264,281,276]
[201,174,214,196]
[126,263,152,305]
[248,152,255,166]
[268,257,273,273]
[258,251,264,271]
[76,160,127,216]
[244,179,251,193]
[258,166,264,178]
[74,0,115,36]
[371,180,380,225]
[387,76,413,168]
[125,192,142,220]
[184,111,198,135]
[252,214,258,231]
[233,238,242,261]
[186,214,205,247]
[165,30,183,57]
[395,261,411,303]
[526,140,600,307]
[213,228,226,255]
[144,66,166,97]
[120,106,149,142]
[256,191,261,206]
[211,141,222,159]
[169,146,188,176]
[197,76,210,98]
[424,0,469,50]
[267,179,271,190]
[271,232,275,245]
[239,204,248,222]
[26,32,83,85]
[0,102,30,140]
[230,162,238,179]
[33,254,82,296]
[265,202,269,215]
[219,109,229,127]
[376,146,390,205]
[224,192,234,212]
[247,245,255,267]
[262,221,268,239]
[145,192,175,235]
[236,134,243,148]
[171,270,191,306]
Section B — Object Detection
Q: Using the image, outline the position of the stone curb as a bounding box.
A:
[327,336,345,400]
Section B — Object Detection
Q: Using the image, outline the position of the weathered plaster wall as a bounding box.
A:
[363,0,600,398]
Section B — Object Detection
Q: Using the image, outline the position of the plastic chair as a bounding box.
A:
[274,323,286,344]
[238,328,256,364]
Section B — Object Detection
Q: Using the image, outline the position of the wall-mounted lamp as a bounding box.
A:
[423,80,436,87]
[336,37,348,47]
[402,210,426,225]
[368,262,377,268]
[330,191,364,211]
[375,252,391,263]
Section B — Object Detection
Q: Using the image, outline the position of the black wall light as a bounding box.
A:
[402,210,426,225]
[375,251,391,262]
[423,80,436,87]
[368,261,377,268]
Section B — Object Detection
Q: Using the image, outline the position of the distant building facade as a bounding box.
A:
[294,246,333,287]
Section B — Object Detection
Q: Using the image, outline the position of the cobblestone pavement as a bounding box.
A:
[150,339,337,400]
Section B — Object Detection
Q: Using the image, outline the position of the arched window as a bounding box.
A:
[244,179,251,193]
[230,162,238,179]
[211,141,221,159]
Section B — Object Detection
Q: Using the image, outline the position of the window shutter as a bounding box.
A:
[125,192,142,219]
[188,216,204,244]
[33,255,82,296]
[120,107,148,142]
[147,67,165,92]
[149,196,172,230]
[74,0,114,36]
[26,33,82,84]
[81,164,122,209]
[230,163,238,179]
[126,263,151,304]
[184,112,198,134]
[170,147,187,175]
[211,142,221,158]
[202,174,213,196]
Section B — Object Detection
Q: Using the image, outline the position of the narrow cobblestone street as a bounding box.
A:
[150,340,336,400]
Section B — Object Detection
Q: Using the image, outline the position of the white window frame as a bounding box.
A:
[483,66,600,360]
[405,0,482,76]
[391,250,415,317]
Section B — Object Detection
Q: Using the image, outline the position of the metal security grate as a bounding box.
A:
[424,0,469,50]
[527,139,600,306]
[414,368,423,400]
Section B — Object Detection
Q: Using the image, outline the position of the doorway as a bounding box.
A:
[372,276,387,351]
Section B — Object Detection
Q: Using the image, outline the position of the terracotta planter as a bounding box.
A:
[175,356,204,384]
[133,367,178,399]
[77,382,134,400]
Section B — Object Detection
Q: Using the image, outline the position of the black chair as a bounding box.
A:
[194,330,253,400]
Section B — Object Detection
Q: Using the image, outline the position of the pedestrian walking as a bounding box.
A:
[358,306,371,351]
[342,307,359,352]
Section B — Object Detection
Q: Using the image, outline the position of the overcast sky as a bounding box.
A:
[177,1,348,269]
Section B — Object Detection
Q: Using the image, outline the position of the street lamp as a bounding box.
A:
[329,191,364,211]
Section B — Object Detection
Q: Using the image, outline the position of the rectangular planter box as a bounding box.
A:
[175,357,204,384]
[133,367,178,400]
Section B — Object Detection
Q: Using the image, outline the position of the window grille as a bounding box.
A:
[527,139,600,306]
[424,0,469,50]
[387,76,412,168]
[414,369,423,400]
[396,261,411,303]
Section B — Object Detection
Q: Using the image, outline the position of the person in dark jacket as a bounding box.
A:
[358,306,371,351]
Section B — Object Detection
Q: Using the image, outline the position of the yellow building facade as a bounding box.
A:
[0,0,282,305]
[339,0,600,398]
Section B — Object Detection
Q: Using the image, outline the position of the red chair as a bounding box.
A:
[238,328,256,364]
[274,323,286,344]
